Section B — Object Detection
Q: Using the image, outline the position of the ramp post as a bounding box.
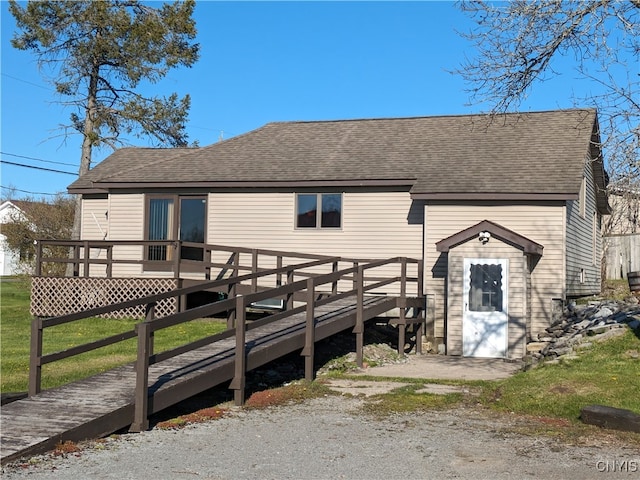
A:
[354,265,364,367]
[131,316,152,432]
[28,317,43,396]
[397,259,407,354]
[285,268,295,310]
[230,295,246,406]
[251,249,258,292]
[331,261,338,295]
[302,278,316,380]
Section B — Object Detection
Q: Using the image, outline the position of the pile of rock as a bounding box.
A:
[526,296,640,365]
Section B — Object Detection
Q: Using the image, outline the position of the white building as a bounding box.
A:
[0,201,26,276]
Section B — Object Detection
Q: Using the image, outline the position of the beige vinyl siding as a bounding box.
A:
[207,190,423,296]
[106,193,145,277]
[566,157,602,296]
[445,241,526,359]
[424,203,565,341]
[81,196,109,240]
[80,196,109,276]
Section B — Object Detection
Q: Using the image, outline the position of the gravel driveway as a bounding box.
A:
[3,395,638,480]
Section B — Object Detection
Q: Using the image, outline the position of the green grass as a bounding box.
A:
[1,278,227,393]
[337,329,640,425]
[360,383,465,416]
[480,328,640,420]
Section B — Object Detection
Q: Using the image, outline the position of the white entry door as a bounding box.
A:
[462,258,508,358]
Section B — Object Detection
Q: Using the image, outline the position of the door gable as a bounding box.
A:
[435,220,543,256]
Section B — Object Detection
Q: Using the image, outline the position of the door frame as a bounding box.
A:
[462,257,509,358]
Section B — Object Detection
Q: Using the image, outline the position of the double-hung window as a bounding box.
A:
[296,193,342,229]
[146,195,206,262]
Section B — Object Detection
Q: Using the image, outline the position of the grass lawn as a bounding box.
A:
[1,278,227,393]
[323,326,640,425]
[481,328,640,420]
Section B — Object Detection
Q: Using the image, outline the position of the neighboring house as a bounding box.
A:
[0,201,26,276]
[67,109,610,359]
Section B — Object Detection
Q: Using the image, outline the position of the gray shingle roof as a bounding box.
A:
[69,109,602,200]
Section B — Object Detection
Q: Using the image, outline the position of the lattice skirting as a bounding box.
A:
[31,277,179,319]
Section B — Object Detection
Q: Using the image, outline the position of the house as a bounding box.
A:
[0,201,26,276]
[67,109,610,359]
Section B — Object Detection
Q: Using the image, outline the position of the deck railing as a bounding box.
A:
[32,239,339,281]
[28,250,424,431]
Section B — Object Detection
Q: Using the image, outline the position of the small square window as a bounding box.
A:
[296,193,342,229]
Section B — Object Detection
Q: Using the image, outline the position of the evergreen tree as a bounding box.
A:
[9,0,200,239]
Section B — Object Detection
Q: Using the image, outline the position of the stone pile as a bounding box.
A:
[526,296,640,364]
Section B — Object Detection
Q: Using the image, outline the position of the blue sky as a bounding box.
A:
[0,1,609,198]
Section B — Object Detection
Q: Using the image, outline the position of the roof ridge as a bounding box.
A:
[263,108,597,126]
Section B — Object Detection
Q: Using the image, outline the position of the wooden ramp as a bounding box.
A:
[1,295,398,464]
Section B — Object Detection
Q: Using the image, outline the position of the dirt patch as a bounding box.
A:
[324,379,478,397]
[324,379,408,396]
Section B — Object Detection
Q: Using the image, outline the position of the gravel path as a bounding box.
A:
[3,395,638,480]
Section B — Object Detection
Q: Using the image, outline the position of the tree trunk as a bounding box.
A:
[67,63,100,275]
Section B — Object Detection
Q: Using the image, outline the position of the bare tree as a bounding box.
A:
[455,0,639,187]
[456,1,640,281]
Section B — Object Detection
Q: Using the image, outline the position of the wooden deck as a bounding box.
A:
[1,295,400,464]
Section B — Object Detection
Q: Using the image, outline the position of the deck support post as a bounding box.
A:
[34,241,42,276]
[28,317,43,396]
[72,244,80,277]
[230,295,246,406]
[397,259,408,355]
[415,315,423,355]
[131,316,153,433]
[83,241,90,277]
[276,256,283,288]
[285,268,295,310]
[331,261,338,295]
[227,283,237,329]
[398,323,406,355]
[145,303,156,355]
[302,278,316,381]
[354,265,364,368]
[172,241,181,279]
[251,249,258,292]
[106,246,113,277]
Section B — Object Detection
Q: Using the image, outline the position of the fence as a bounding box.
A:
[603,234,640,280]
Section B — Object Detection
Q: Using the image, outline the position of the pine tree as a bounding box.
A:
[9,0,200,239]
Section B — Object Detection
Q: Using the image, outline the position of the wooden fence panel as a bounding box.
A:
[604,234,640,280]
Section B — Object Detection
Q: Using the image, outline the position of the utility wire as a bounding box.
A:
[1,72,51,91]
[0,185,62,196]
[0,160,77,175]
[0,151,78,167]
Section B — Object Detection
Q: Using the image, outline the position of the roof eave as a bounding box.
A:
[83,179,417,190]
[412,192,578,201]
[436,220,544,256]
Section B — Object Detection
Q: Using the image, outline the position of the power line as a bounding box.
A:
[0,160,77,175]
[0,151,78,167]
[1,72,51,91]
[0,185,62,197]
